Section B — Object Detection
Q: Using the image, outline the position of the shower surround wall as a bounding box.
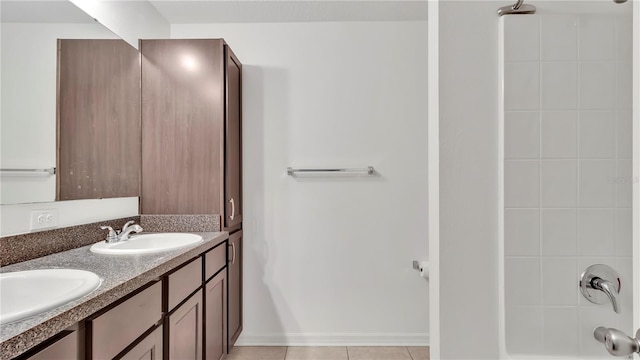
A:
[501,14,633,357]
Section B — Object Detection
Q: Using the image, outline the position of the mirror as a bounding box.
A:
[0,0,138,205]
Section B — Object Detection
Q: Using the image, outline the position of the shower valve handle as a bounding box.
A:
[594,327,640,357]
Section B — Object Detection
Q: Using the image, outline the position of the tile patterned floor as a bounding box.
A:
[227,346,430,360]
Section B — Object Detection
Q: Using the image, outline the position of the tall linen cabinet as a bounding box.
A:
[140,39,243,352]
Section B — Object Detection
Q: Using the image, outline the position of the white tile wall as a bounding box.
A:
[580,62,616,109]
[505,112,540,159]
[505,160,540,208]
[579,111,616,159]
[505,209,540,256]
[505,62,540,110]
[540,160,578,207]
[579,160,616,207]
[578,209,615,256]
[503,16,539,62]
[540,15,577,61]
[578,15,615,61]
[541,62,578,110]
[543,307,580,355]
[505,306,543,354]
[503,13,633,357]
[541,111,578,158]
[541,209,577,256]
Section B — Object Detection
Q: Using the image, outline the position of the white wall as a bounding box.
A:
[172,21,429,345]
[0,197,139,237]
[438,1,502,358]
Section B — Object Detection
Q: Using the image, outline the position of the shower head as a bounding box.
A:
[613,0,628,3]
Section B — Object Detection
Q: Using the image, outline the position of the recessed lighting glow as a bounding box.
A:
[181,54,199,72]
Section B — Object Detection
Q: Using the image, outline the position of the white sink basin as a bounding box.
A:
[90,233,203,255]
[0,269,101,324]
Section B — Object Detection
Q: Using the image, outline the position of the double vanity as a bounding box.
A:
[0,228,233,360]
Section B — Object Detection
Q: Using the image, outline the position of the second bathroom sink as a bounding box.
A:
[90,233,204,255]
[0,269,101,324]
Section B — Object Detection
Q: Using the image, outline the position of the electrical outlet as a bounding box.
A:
[29,209,59,231]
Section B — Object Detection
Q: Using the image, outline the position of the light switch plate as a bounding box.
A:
[30,209,59,231]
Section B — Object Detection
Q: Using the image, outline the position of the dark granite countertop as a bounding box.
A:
[0,231,228,359]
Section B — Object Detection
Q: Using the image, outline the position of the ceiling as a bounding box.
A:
[148,1,428,23]
[0,0,427,26]
[0,1,94,23]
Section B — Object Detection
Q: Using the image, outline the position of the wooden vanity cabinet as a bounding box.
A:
[204,244,228,360]
[164,257,204,360]
[140,39,243,230]
[119,326,163,360]
[224,47,243,231]
[87,281,162,360]
[227,231,243,348]
[166,290,203,360]
[141,38,244,353]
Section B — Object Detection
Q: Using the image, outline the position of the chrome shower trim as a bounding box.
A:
[497,0,536,16]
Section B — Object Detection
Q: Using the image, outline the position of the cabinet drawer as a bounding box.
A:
[90,281,162,360]
[204,243,226,281]
[167,257,202,311]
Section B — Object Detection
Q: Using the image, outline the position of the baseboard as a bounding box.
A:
[234,333,430,347]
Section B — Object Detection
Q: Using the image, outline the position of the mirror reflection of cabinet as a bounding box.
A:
[56,39,141,201]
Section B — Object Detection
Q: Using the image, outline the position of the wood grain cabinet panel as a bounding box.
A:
[57,39,140,201]
[166,257,202,311]
[205,243,227,281]
[224,48,242,230]
[228,231,242,348]
[205,271,227,360]
[89,281,162,360]
[24,330,78,360]
[140,39,225,215]
[140,39,243,232]
[119,326,163,360]
[167,290,203,360]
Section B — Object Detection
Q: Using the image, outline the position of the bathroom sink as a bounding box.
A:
[90,233,203,255]
[0,269,101,324]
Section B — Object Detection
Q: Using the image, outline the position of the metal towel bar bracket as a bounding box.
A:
[287,166,375,176]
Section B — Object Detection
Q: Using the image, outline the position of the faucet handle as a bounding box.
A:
[100,226,118,242]
[580,264,622,314]
[120,220,135,233]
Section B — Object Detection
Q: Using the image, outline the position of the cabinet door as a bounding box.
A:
[227,230,243,349]
[167,289,203,360]
[25,330,78,360]
[205,270,227,360]
[140,39,225,214]
[119,326,163,360]
[224,46,242,229]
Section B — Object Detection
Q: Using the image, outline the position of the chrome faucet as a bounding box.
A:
[118,223,143,241]
[579,264,622,314]
[594,327,640,357]
[590,277,620,314]
[100,221,143,243]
